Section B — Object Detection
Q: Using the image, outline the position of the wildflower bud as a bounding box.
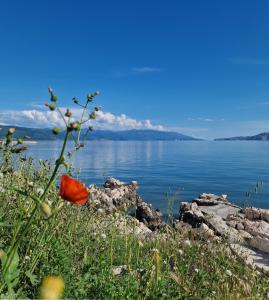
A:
[72,97,79,104]
[48,103,56,111]
[36,188,44,195]
[56,156,65,165]
[39,276,64,300]
[57,201,64,210]
[50,93,58,102]
[40,202,52,218]
[48,86,53,94]
[11,146,27,154]
[88,126,93,131]
[70,122,80,131]
[89,112,96,120]
[0,249,6,259]
[52,128,61,135]
[17,138,24,145]
[65,109,72,118]
[94,106,100,112]
[152,249,161,281]
[94,90,100,96]
[7,128,15,135]
[87,93,94,102]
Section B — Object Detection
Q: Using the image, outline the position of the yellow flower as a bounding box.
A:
[39,276,64,300]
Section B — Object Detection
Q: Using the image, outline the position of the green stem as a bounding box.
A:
[77,102,88,143]
[1,130,70,281]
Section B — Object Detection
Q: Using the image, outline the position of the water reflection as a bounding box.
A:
[26,141,269,210]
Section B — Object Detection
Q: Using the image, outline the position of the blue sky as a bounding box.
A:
[1,0,269,139]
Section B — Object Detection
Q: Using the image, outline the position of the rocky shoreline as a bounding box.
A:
[88,177,269,272]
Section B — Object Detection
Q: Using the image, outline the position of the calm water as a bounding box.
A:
[26,141,269,211]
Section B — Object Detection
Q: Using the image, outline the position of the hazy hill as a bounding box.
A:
[0,125,200,141]
[215,132,269,141]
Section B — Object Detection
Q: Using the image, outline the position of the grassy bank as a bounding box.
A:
[0,158,269,299]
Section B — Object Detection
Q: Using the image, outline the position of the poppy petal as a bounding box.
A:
[60,175,89,205]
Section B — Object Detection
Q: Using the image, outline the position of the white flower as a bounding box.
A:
[138,241,144,247]
[97,208,104,215]
[194,268,199,273]
[36,188,44,196]
[0,187,5,193]
[28,181,34,187]
[100,233,106,240]
[182,239,191,248]
[225,269,232,277]
[177,249,184,255]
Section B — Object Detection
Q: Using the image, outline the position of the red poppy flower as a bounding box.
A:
[59,175,89,205]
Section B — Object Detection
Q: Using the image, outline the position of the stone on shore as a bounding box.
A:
[179,192,269,271]
[88,177,163,232]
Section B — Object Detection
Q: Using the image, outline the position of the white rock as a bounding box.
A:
[198,223,214,237]
[249,236,269,253]
[112,265,127,276]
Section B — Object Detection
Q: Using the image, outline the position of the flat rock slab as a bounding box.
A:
[200,203,240,220]
[231,243,269,272]
[204,214,243,243]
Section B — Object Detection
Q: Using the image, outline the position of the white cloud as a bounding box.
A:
[132,67,161,73]
[188,117,224,122]
[260,102,269,106]
[0,108,165,131]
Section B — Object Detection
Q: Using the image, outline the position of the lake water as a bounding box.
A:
[26,141,269,211]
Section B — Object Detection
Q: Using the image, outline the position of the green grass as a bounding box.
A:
[0,158,269,299]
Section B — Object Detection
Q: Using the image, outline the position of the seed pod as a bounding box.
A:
[40,202,52,218]
[70,122,80,131]
[48,103,56,111]
[52,128,61,135]
[87,93,94,102]
[89,112,96,119]
[50,93,58,102]
[65,109,72,118]
[72,97,79,104]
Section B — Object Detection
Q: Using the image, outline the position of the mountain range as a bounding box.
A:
[0,125,200,141]
[215,132,269,141]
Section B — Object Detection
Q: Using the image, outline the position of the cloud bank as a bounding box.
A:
[131,67,161,73]
[0,108,165,131]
